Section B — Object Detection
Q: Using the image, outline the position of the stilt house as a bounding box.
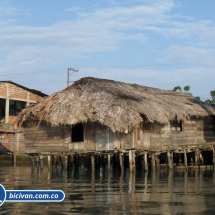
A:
[14,77,215,159]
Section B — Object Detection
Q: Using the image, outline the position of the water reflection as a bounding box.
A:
[0,165,215,214]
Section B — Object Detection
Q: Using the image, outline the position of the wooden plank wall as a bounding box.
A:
[23,120,70,153]
[22,117,215,154]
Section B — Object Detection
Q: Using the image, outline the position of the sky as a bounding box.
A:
[0,0,215,100]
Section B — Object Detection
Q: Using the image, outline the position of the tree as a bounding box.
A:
[183,85,190,92]
[172,85,192,96]
[173,86,182,92]
[205,90,215,104]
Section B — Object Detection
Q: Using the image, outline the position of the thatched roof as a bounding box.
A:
[14,77,215,133]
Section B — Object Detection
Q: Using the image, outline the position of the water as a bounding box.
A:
[0,165,215,214]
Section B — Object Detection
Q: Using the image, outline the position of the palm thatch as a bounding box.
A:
[14,77,215,133]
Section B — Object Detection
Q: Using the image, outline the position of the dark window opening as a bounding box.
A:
[72,123,84,142]
[180,122,183,131]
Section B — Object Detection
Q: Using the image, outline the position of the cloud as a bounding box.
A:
[0,1,175,70]
[164,45,215,64]
[0,0,215,99]
[65,6,82,12]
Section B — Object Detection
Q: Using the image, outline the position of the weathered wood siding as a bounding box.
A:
[22,117,215,153]
[23,120,70,153]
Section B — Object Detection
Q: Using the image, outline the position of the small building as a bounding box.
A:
[0,81,47,153]
[14,77,215,168]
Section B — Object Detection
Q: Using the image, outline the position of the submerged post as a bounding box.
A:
[13,153,17,166]
[212,146,215,170]
[143,151,148,172]
[107,154,111,171]
[183,149,188,171]
[47,155,51,169]
[195,148,200,170]
[151,153,156,171]
[167,151,173,170]
[129,150,136,172]
[64,155,68,170]
[119,152,124,172]
[155,153,160,171]
[39,154,43,170]
[91,154,95,172]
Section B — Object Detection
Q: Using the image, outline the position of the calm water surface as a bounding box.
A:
[0,165,215,214]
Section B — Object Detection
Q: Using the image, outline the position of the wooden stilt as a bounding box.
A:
[167,151,173,170]
[91,154,95,172]
[190,152,194,166]
[195,148,200,170]
[13,153,17,166]
[212,146,215,170]
[107,154,111,171]
[129,150,135,172]
[39,155,43,169]
[183,149,187,171]
[151,153,156,170]
[36,156,39,167]
[119,152,124,172]
[199,151,204,165]
[31,156,35,165]
[144,151,148,172]
[47,155,51,169]
[155,153,160,170]
[59,155,64,169]
[64,155,68,170]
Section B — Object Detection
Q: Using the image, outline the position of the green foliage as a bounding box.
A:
[173,86,182,92]
[183,85,190,92]
[172,85,192,96]
[195,96,201,101]
[204,90,215,104]
[210,90,215,100]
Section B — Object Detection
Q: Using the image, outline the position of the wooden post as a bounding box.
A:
[199,151,204,165]
[151,153,156,171]
[107,154,111,171]
[64,155,68,170]
[155,153,160,170]
[58,155,63,169]
[39,155,43,169]
[195,148,200,170]
[13,153,17,166]
[31,156,35,165]
[212,146,215,170]
[119,152,124,172]
[167,151,173,170]
[47,155,51,169]
[91,154,95,172]
[129,150,135,172]
[144,151,148,172]
[183,149,188,171]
